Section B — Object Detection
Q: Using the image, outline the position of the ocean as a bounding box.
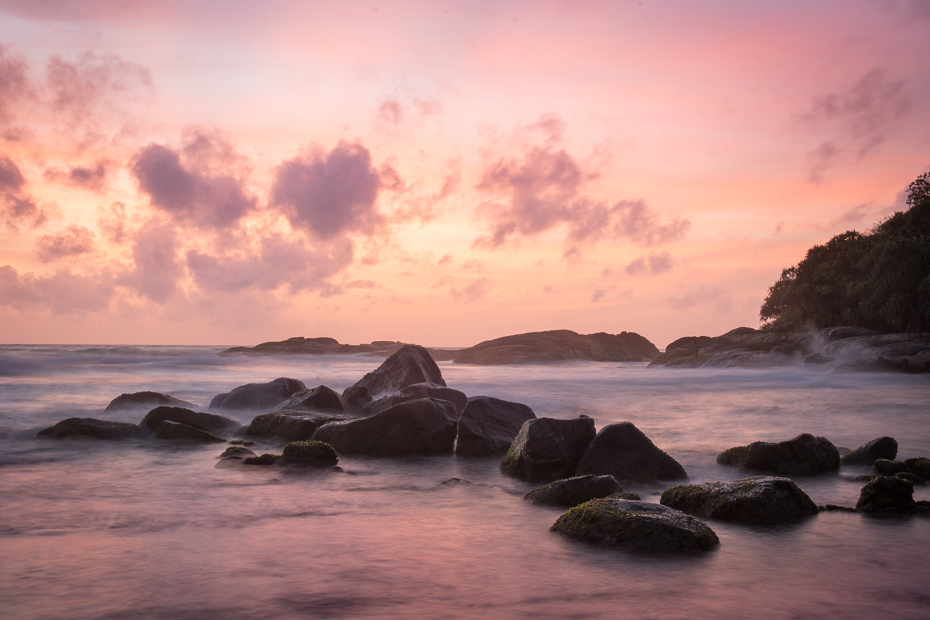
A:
[1,344,929,619]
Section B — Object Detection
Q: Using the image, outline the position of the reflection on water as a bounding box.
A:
[1,346,929,619]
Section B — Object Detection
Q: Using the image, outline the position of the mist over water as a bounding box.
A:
[1,345,929,619]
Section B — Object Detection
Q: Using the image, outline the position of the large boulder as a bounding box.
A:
[500,416,596,483]
[840,436,898,466]
[551,498,719,552]
[245,410,355,443]
[856,475,916,514]
[365,382,468,416]
[104,391,195,413]
[209,377,307,412]
[154,420,225,443]
[140,406,240,435]
[575,422,687,483]
[313,397,458,457]
[660,476,818,525]
[453,329,659,365]
[524,475,621,507]
[36,417,148,440]
[455,396,537,457]
[274,385,344,412]
[342,345,446,411]
[716,433,840,476]
[280,440,339,467]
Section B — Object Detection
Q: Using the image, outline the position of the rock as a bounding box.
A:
[341,345,446,411]
[660,476,819,525]
[104,391,195,413]
[209,377,307,412]
[873,459,910,476]
[219,336,462,362]
[243,453,279,465]
[280,440,338,467]
[455,396,537,457]
[819,504,858,513]
[905,457,930,479]
[228,439,256,446]
[140,406,240,435]
[500,416,596,483]
[551,498,719,553]
[575,422,687,483]
[313,397,458,457]
[36,417,148,440]
[453,329,659,365]
[896,472,923,484]
[219,446,257,459]
[155,420,226,443]
[524,475,621,507]
[803,353,832,365]
[274,385,344,412]
[610,491,642,500]
[856,475,916,514]
[840,436,898,466]
[245,410,355,443]
[716,433,840,476]
[365,382,468,416]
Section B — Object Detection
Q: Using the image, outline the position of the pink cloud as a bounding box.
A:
[625,251,673,277]
[0,45,32,124]
[450,277,491,302]
[118,220,183,303]
[44,160,109,191]
[35,225,95,263]
[0,264,115,314]
[0,155,47,229]
[46,51,153,125]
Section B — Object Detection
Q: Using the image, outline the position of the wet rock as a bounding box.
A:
[660,476,818,525]
[243,453,279,465]
[610,491,642,500]
[313,397,458,457]
[648,327,811,368]
[551,498,719,553]
[896,472,923,485]
[36,417,148,440]
[455,396,537,457]
[104,391,195,413]
[274,385,344,412]
[716,433,840,476]
[904,457,930,479]
[366,382,468,416]
[140,406,240,435]
[219,446,257,459]
[453,329,659,365]
[342,345,446,411]
[209,377,307,412]
[245,410,355,443]
[575,422,687,483]
[280,440,338,467]
[873,459,910,476]
[524,475,621,508]
[228,439,256,446]
[856,475,916,514]
[500,416,596,483]
[840,436,898,466]
[818,504,858,513]
[155,420,226,443]
[440,477,475,487]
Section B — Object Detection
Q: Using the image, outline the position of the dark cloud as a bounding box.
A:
[0,264,115,313]
[0,45,32,124]
[118,220,183,303]
[44,160,109,191]
[271,141,382,239]
[46,51,153,125]
[449,277,491,302]
[0,155,47,229]
[625,251,673,277]
[131,139,256,229]
[35,224,95,262]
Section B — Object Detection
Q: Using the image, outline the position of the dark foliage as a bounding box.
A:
[761,171,930,333]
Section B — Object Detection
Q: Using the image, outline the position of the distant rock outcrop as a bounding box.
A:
[220,336,460,361]
[104,391,195,413]
[209,377,307,412]
[453,330,659,365]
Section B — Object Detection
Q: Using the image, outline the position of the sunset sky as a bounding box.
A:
[0,0,928,348]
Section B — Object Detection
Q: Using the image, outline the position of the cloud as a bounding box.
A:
[46,51,153,125]
[376,96,441,130]
[118,220,183,303]
[0,155,47,229]
[271,141,382,239]
[667,286,732,313]
[625,251,673,276]
[131,136,256,229]
[0,264,115,314]
[450,277,491,302]
[35,225,95,262]
[96,202,127,243]
[44,160,109,191]
[0,45,32,124]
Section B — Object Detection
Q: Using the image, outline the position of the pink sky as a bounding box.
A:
[0,0,928,348]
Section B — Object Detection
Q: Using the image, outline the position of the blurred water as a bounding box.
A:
[1,345,929,619]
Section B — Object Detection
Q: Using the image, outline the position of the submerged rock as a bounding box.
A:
[274,385,344,412]
[280,440,338,467]
[856,475,916,514]
[660,476,818,525]
[219,446,257,459]
[905,457,930,479]
[455,396,537,457]
[104,391,195,413]
[873,459,910,476]
[155,420,226,443]
[365,382,468,416]
[209,377,307,412]
[840,436,898,466]
[243,453,279,466]
[140,406,240,435]
[575,422,686,483]
[245,410,354,443]
[313,397,458,457]
[36,417,148,440]
[500,416,596,483]
[551,498,719,553]
[716,433,840,476]
[524,475,621,508]
[342,345,446,412]
[453,329,660,365]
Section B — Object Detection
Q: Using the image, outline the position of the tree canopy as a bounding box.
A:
[760,171,930,333]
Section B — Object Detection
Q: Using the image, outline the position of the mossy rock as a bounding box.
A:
[524,475,620,508]
[243,453,279,466]
[36,417,148,440]
[660,476,818,525]
[840,436,897,466]
[873,459,910,476]
[281,440,338,467]
[219,446,257,459]
[856,475,915,514]
[716,433,839,476]
[551,498,719,553]
[904,457,930,480]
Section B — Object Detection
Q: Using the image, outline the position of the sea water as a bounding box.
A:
[1,345,929,619]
